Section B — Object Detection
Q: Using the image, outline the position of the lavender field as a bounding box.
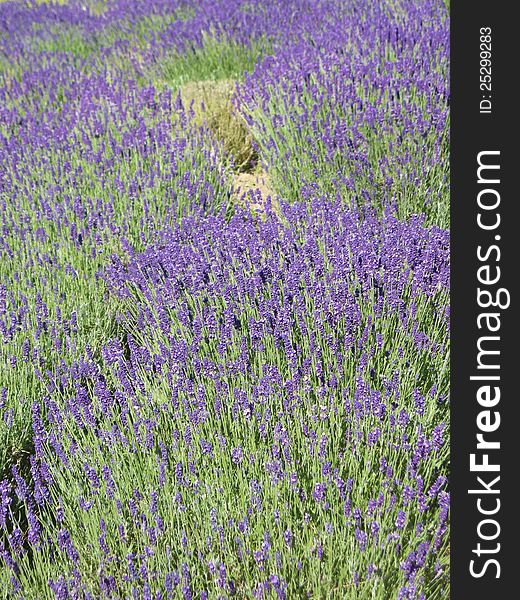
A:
[0,1,450,598]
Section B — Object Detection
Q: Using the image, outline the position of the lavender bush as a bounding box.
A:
[236,1,449,226]
[1,1,450,598]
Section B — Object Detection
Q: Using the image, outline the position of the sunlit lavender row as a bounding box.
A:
[1,0,450,597]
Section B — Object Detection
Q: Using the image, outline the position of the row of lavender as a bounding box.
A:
[1,0,450,597]
[237,1,449,226]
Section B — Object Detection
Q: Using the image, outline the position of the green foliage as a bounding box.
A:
[159,33,270,88]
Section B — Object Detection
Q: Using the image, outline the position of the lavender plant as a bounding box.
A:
[236,1,449,226]
[1,1,450,598]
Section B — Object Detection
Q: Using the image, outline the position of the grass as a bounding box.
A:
[159,33,271,89]
[179,79,258,173]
